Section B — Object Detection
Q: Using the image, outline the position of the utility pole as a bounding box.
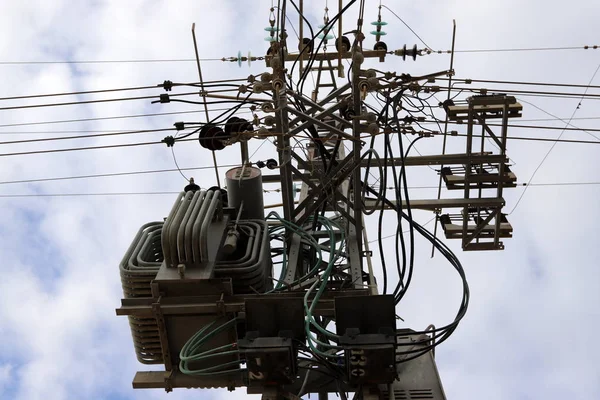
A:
[116,2,521,398]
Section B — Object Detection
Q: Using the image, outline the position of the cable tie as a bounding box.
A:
[159,93,170,103]
[174,122,184,131]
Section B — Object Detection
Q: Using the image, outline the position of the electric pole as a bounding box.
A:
[117,2,521,398]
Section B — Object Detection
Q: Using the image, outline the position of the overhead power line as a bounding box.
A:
[0,45,595,67]
[436,45,598,54]
[448,86,600,101]
[0,127,176,145]
[3,127,600,158]
[0,91,200,111]
[0,107,251,129]
[424,120,600,135]
[0,58,223,65]
[509,61,600,214]
[0,83,169,101]
[440,77,600,90]
[0,164,239,186]
[1,181,599,198]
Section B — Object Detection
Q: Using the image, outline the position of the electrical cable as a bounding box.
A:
[439,77,600,90]
[0,127,176,145]
[0,91,201,111]
[0,107,248,129]
[381,4,435,51]
[509,61,600,214]
[0,57,224,65]
[435,45,598,54]
[1,180,596,198]
[0,81,207,101]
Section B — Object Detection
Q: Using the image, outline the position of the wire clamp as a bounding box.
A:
[162,80,173,91]
[159,93,170,103]
[161,136,175,147]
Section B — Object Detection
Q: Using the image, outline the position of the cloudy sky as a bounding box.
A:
[0,1,599,399]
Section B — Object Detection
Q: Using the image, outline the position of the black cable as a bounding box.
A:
[0,164,239,186]
[0,107,247,129]
[0,127,176,145]
[440,77,600,90]
[435,45,598,54]
[0,58,224,65]
[381,4,435,51]
[2,181,597,197]
[0,91,200,111]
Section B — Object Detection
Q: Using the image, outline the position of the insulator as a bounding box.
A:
[265,158,278,169]
[374,41,388,52]
[272,78,283,91]
[370,20,388,26]
[340,102,356,121]
[261,102,274,113]
[394,44,418,61]
[263,115,276,126]
[299,37,314,54]
[317,33,334,40]
[367,122,379,135]
[199,124,227,151]
[264,26,279,32]
[335,36,351,52]
[317,24,334,40]
[225,117,253,137]
[184,178,200,193]
[369,30,387,36]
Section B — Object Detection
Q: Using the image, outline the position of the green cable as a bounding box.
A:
[179,318,240,376]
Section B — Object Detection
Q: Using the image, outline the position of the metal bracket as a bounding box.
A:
[216,292,225,316]
[164,370,174,393]
[151,297,173,371]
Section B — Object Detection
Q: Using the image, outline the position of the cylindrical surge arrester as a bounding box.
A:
[225,166,265,220]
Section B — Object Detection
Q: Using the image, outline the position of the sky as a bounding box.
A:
[0,1,599,399]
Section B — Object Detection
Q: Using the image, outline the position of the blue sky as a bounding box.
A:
[0,1,599,399]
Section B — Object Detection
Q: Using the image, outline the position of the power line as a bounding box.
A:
[435,45,598,54]
[3,124,600,159]
[0,164,239,186]
[0,127,176,145]
[0,91,199,111]
[0,138,175,157]
[424,120,600,136]
[0,79,246,101]
[0,45,595,67]
[509,61,600,214]
[448,86,600,101]
[0,58,223,65]
[2,180,599,198]
[0,107,251,129]
[440,77,600,90]
[0,83,168,101]
[381,5,435,51]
